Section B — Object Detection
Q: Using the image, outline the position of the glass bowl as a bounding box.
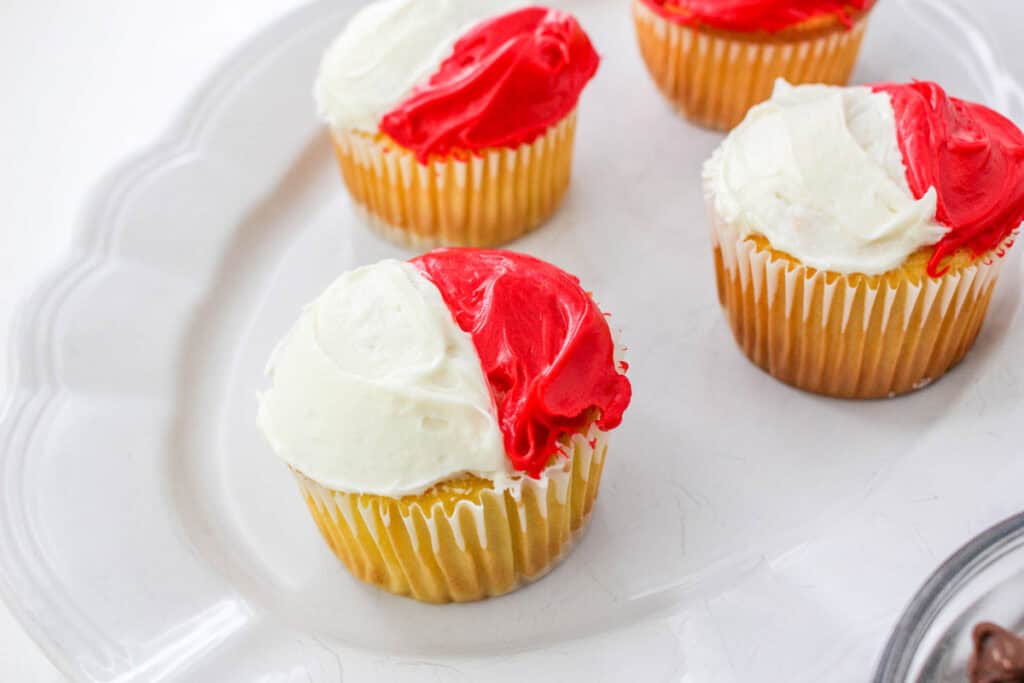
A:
[874,512,1024,682]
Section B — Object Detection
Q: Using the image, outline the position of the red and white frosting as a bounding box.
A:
[315,0,599,162]
[704,80,1024,276]
[258,250,631,497]
[637,0,875,33]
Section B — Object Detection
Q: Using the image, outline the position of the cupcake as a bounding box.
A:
[704,79,1024,399]
[315,1,600,248]
[258,249,631,602]
[633,0,876,130]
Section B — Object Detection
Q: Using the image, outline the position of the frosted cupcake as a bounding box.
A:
[258,249,631,602]
[704,80,1024,399]
[633,0,875,130]
[315,1,600,248]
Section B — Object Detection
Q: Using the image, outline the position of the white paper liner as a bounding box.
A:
[330,111,577,248]
[708,203,1010,398]
[632,0,869,130]
[293,422,609,603]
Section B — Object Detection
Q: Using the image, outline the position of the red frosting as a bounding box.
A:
[637,0,874,33]
[411,249,631,478]
[872,81,1024,276]
[379,7,599,163]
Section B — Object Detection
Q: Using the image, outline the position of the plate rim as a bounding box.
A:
[0,1,335,678]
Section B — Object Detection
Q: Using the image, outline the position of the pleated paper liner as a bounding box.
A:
[632,0,869,130]
[293,422,609,603]
[710,208,1013,399]
[330,111,577,249]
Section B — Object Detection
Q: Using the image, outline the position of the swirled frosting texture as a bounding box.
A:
[872,81,1024,276]
[637,0,874,33]
[704,80,947,275]
[258,260,509,497]
[259,252,631,495]
[314,1,599,161]
[412,249,631,478]
[314,0,503,133]
[379,7,599,161]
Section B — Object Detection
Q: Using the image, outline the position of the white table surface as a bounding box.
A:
[0,0,1020,680]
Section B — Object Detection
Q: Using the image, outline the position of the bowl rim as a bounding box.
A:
[873,511,1024,682]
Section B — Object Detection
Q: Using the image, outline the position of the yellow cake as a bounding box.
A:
[258,250,631,601]
[703,79,1024,398]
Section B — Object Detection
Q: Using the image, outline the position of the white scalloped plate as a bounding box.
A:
[3,1,1024,681]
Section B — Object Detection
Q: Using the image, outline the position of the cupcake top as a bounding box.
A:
[258,249,631,497]
[704,80,1024,276]
[637,0,875,33]
[315,0,599,161]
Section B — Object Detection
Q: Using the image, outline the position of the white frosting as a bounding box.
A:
[258,260,510,497]
[704,80,949,275]
[314,0,505,133]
